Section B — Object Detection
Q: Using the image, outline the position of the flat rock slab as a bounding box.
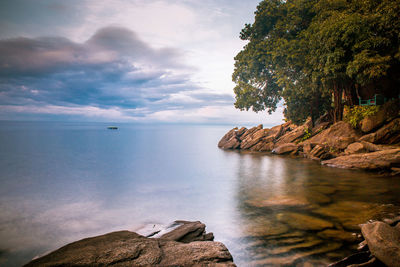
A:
[321,148,400,170]
[276,212,334,231]
[25,224,235,267]
[360,221,400,267]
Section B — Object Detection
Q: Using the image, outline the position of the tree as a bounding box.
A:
[233,0,400,124]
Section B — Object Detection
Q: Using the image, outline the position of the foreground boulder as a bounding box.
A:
[321,148,400,171]
[25,222,235,267]
[360,221,400,267]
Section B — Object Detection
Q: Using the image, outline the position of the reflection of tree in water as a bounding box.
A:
[231,152,400,266]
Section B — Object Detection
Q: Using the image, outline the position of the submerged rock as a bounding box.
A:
[25,222,235,267]
[276,212,334,231]
[246,195,310,208]
[317,229,359,243]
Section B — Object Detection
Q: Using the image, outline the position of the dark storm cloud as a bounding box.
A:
[0,26,206,113]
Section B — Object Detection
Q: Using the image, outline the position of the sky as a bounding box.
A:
[0,0,284,125]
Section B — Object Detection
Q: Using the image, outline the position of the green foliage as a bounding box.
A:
[301,127,312,141]
[344,105,379,128]
[233,0,400,123]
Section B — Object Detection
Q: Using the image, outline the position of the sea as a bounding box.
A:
[0,121,399,266]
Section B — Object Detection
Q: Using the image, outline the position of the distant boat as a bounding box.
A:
[107,126,118,130]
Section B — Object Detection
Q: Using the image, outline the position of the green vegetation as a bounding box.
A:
[344,105,379,128]
[233,0,400,125]
[301,127,312,141]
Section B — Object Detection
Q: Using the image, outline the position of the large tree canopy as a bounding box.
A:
[233,0,400,124]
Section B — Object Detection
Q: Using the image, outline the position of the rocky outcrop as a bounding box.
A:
[218,110,399,172]
[321,148,400,171]
[25,221,235,267]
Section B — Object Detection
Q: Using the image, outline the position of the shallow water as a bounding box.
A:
[0,121,399,266]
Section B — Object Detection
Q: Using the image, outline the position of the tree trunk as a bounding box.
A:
[333,81,343,123]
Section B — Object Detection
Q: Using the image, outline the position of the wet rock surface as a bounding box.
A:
[24,221,235,267]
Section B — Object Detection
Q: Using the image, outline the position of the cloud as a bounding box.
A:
[0,26,210,118]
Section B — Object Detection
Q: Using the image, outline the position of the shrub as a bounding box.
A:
[344,105,379,128]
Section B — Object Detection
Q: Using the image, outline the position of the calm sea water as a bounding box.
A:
[0,121,399,266]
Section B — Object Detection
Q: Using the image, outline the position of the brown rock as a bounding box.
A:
[321,148,400,171]
[272,143,299,155]
[360,99,400,133]
[317,229,359,243]
[276,212,334,231]
[218,127,238,149]
[360,221,400,267]
[275,124,306,146]
[309,144,326,158]
[306,121,361,150]
[241,128,270,149]
[160,221,214,243]
[25,230,235,267]
[345,141,381,155]
[239,124,262,141]
[246,195,310,208]
[360,118,400,145]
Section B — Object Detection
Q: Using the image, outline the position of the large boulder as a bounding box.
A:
[360,118,400,145]
[360,99,400,133]
[25,223,235,267]
[360,221,400,267]
[272,143,299,155]
[305,121,361,151]
[321,148,400,171]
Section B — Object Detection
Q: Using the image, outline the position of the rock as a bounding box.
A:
[246,195,310,208]
[241,128,269,149]
[276,212,334,231]
[321,148,400,171]
[274,124,306,146]
[236,126,247,137]
[242,217,289,237]
[305,121,361,150]
[313,201,391,231]
[25,228,235,266]
[309,185,337,195]
[251,242,341,266]
[309,144,327,158]
[360,221,400,267]
[306,191,332,204]
[272,143,299,155]
[345,141,381,155]
[360,99,400,133]
[360,118,400,145]
[317,229,359,243]
[160,221,214,243]
[303,142,313,155]
[358,240,368,251]
[239,124,262,141]
[268,238,323,255]
[249,140,274,151]
[218,127,240,149]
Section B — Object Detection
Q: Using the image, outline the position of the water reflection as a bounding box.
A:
[229,151,400,266]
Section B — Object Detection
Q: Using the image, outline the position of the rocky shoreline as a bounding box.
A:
[218,101,400,175]
[24,221,236,267]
